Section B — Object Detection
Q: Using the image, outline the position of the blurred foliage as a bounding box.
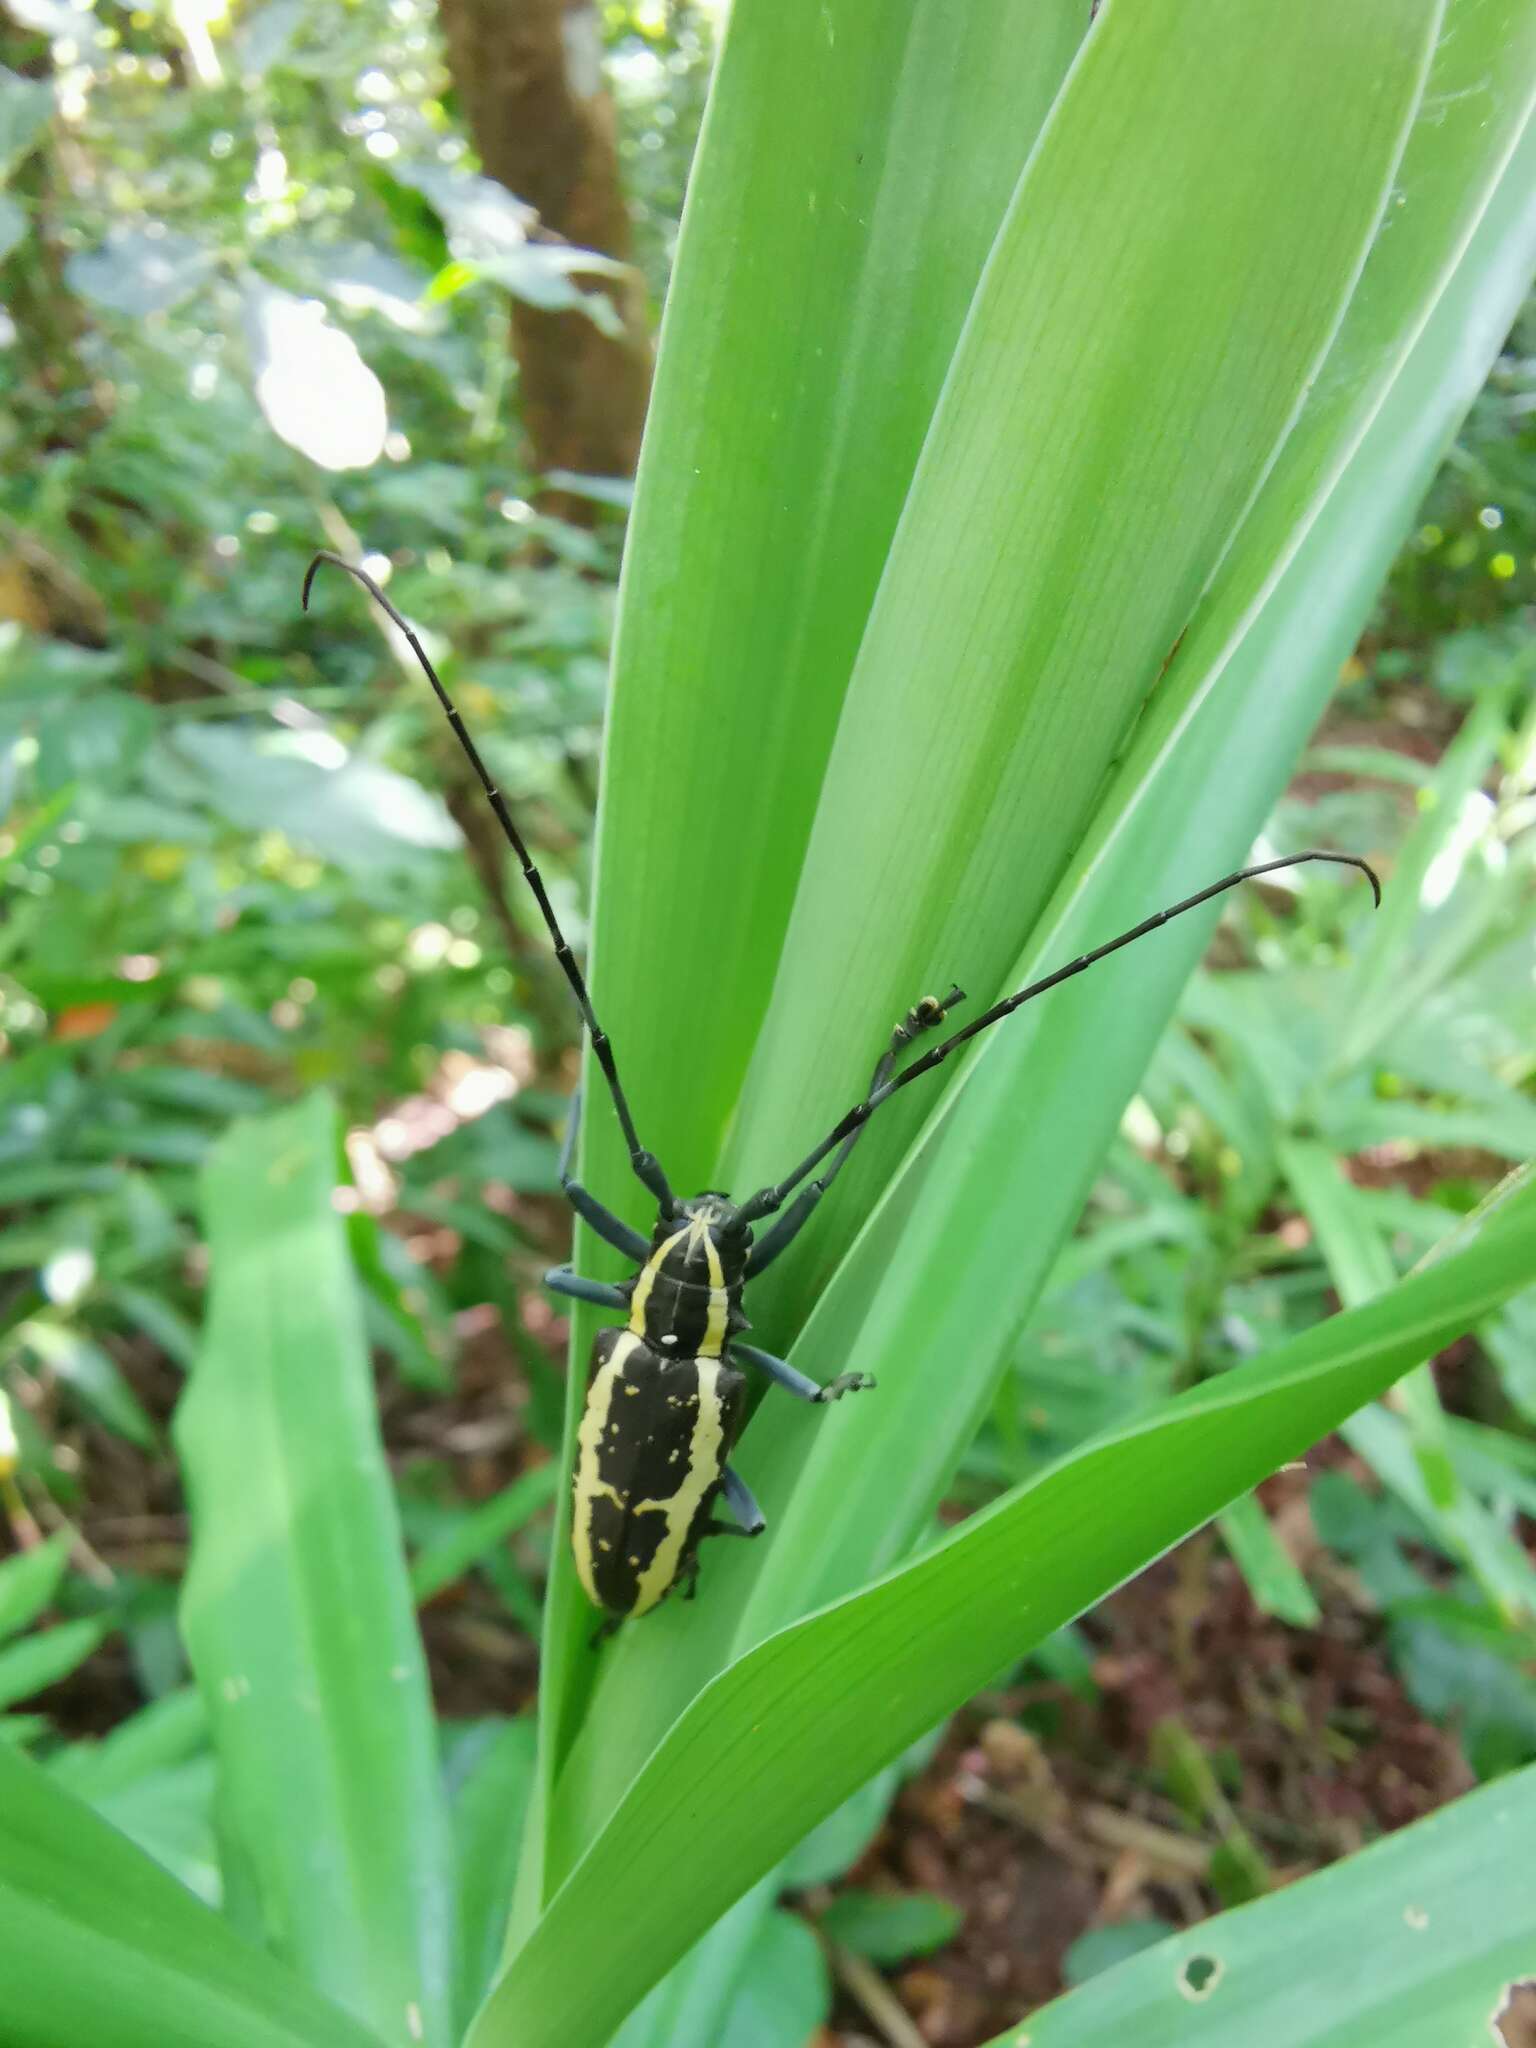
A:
[1380,301,1536,645]
[0,0,708,1530]
[0,5,1534,2036]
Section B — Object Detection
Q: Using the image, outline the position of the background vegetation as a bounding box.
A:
[1,2,1534,2045]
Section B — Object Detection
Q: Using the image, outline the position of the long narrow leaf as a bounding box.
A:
[553,0,1458,1861]
[995,1760,1536,2046]
[0,1744,385,2048]
[723,0,1442,1246]
[175,1095,456,2048]
[474,1185,1536,2048]
[560,21,1536,1836]
[594,0,1089,1196]
[536,0,1094,1848]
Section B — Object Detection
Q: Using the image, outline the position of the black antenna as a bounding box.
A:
[736,850,1382,1223]
[302,552,675,1211]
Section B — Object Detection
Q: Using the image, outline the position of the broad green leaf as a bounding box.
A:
[593,0,1089,1197]
[729,10,1536,1652]
[722,0,1440,1273]
[818,1888,963,1965]
[551,0,1454,1857]
[716,1910,828,2048]
[1063,1919,1177,1986]
[555,2,1536,1848]
[473,1187,1536,2048]
[0,1744,385,2048]
[0,66,52,180]
[536,0,1093,1896]
[990,1761,1536,2047]
[175,1096,456,2048]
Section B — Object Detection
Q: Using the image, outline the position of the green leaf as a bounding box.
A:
[88,1755,222,1906]
[536,0,1096,1903]
[0,1744,387,2048]
[508,0,1536,2030]
[716,1910,828,2048]
[175,1095,456,2048]
[473,1187,1536,2048]
[590,0,1089,1195]
[0,1615,110,1712]
[0,1530,73,1642]
[1063,1920,1177,1987]
[409,1464,559,1607]
[0,1714,50,1748]
[818,1888,962,1965]
[167,722,457,870]
[1215,1494,1321,1629]
[447,1719,539,2018]
[65,228,214,318]
[0,66,52,179]
[0,189,26,261]
[548,0,1455,1857]
[108,1285,200,1374]
[1285,1138,1536,1621]
[703,0,1536,1711]
[710,0,1430,1327]
[16,1319,158,1449]
[47,1685,207,1799]
[987,1762,1536,2046]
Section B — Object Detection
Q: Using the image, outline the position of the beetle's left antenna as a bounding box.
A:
[303,551,675,1213]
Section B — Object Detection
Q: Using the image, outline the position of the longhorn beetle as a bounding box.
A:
[303,552,1381,1626]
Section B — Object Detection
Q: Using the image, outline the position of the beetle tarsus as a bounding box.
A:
[816,1371,875,1403]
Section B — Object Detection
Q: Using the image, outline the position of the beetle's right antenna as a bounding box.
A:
[736,849,1382,1224]
[302,552,675,1213]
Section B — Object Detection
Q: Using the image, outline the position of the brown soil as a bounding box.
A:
[812,1463,1476,2047]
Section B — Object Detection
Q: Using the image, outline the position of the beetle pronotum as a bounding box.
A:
[304,552,1381,1627]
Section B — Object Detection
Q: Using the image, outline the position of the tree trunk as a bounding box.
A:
[437,0,653,507]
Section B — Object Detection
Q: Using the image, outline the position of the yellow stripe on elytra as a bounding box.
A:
[629,1358,725,1615]
[570,1331,643,1608]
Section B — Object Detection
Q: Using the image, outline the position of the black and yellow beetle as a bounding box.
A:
[305,554,1380,1626]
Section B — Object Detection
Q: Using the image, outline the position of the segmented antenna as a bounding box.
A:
[737,849,1382,1222]
[303,553,673,1208]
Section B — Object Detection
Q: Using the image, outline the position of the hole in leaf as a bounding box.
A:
[1179,1955,1222,2002]
[1491,1978,1536,2047]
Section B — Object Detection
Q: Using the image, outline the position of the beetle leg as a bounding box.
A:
[742,1179,823,1277]
[718,1464,766,1535]
[557,1091,652,1260]
[545,1265,630,1311]
[730,1340,875,1404]
[743,985,964,1264]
